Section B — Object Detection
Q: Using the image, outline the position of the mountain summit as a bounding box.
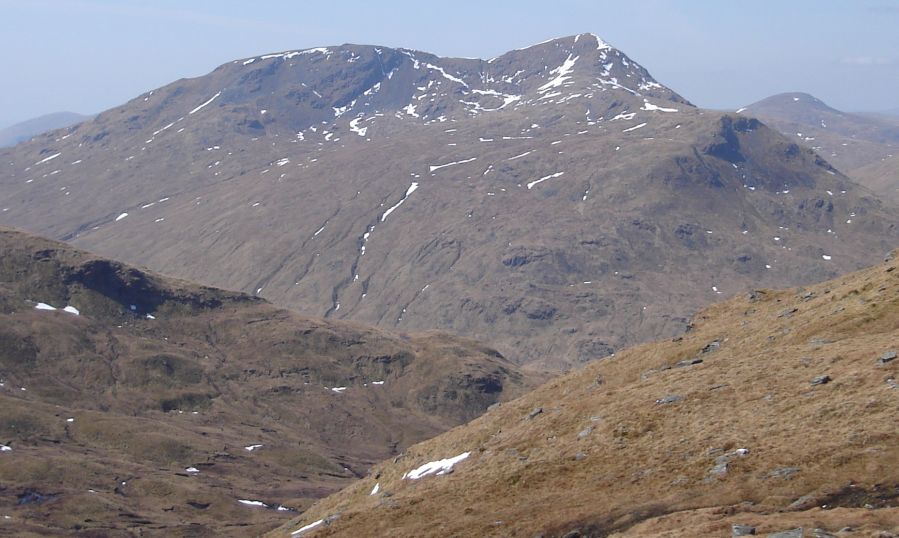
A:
[200,33,689,132]
[1,35,897,368]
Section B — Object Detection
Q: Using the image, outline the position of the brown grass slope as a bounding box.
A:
[271,250,899,537]
[0,227,536,537]
[2,37,897,370]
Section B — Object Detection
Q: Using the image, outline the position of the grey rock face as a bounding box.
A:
[655,395,683,405]
[732,524,757,536]
[708,448,749,478]
[768,466,800,480]
[767,529,803,538]
[789,493,818,510]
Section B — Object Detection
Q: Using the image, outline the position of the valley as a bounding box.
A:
[0,227,534,536]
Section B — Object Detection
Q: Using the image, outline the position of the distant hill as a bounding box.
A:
[738,93,899,202]
[0,226,535,536]
[270,250,899,537]
[2,36,897,370]
[738,92,899,174]
[0,111,92,148]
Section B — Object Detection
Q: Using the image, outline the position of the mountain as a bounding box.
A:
[737,93,899,203]
[738,93,899,175]
[0,112,92,148]
[270,251,899,538]
[0,226,535,536]
[1,35,897,369]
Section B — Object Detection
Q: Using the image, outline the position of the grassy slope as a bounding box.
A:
[271,250,899,537]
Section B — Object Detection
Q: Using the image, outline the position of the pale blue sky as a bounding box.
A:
[1,0,898,127]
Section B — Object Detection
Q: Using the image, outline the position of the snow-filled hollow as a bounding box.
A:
[538,54,579,93]
[380,183,419,222]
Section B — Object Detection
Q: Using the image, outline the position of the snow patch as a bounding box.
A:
[403,452,470,480]
[527,172,564,190]
[380,182,419,222]
[622,122,647,133]
[349,117,368,137]
[189,92,221,115]
[403,104,419,118]
[641,100,678,113]
[425,63,469,87]
[611,112,636,121]
[538,54,579,93]
[291,519,324,536]
[35,153,62,166]
[33,302,79,315]
[429,157,477,172]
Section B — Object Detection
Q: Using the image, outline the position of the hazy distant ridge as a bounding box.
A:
[0,111,92,148]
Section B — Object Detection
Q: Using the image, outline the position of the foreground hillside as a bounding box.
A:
[0,227,534,537]
[2,35,897,369]
[272,250,899,537]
